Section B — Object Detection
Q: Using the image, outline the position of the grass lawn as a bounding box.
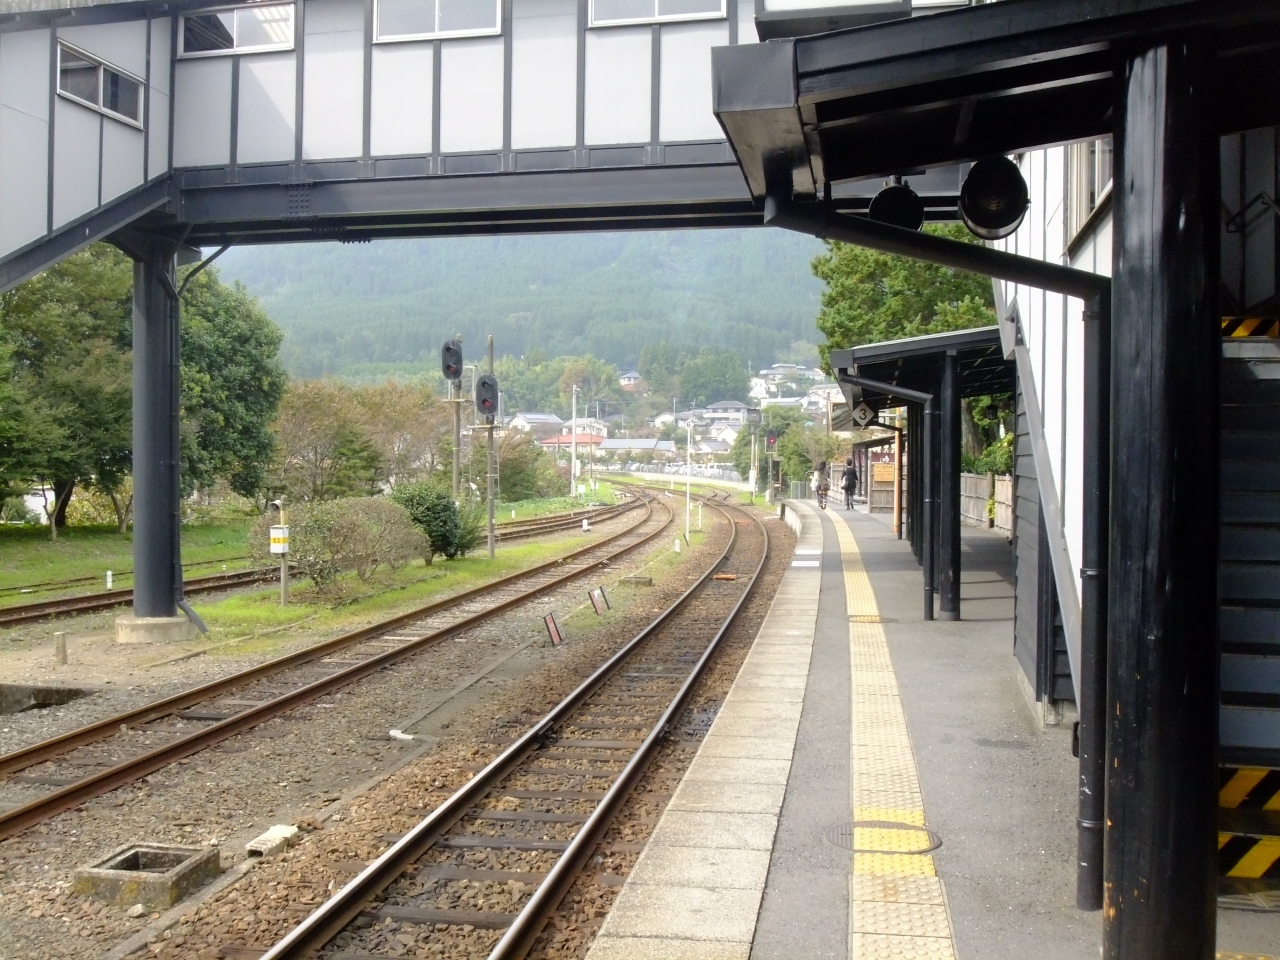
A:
[187,533,601,658]
[0,520,256,602]
[498,482,618,522]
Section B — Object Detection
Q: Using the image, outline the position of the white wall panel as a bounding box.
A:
[511,0,576,149]
[1063,291,1085,606]
[238,53,297,162]
[173,58,232,166]
[370,43,433,156]
[101,119,144,202]
[147,18,171,177]
[52,99,100,227]
[303,0,365,160]
[0,107,48,256]
[584,27,649,145]
[738,2,758,42]
[61,20,148,77]
[439,38,504,153]
[1,28,51,120]
[659,21,725,142]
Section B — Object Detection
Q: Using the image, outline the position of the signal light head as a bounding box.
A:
[868,178,925,231]
[441,339,463,381]
[959,157,1029,241]
[475,374,499,416]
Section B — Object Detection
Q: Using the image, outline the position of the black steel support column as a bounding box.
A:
[1077,292,1111,910]
[1105,38,1219,960]
[131,248,182,619]
[929,371,941,597]
[909,404,921,559]
[938,350,962,620]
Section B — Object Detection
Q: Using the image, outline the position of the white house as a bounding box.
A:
[509,413,564,439]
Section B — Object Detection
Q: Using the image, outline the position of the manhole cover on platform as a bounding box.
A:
[824,820,941,854]
[848,615,897,624]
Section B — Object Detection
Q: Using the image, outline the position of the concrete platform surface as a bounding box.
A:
[587,500,1280,960]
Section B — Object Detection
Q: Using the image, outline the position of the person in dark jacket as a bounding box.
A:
[840,457,858,509]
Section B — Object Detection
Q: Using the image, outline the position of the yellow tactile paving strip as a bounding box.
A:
[830,514,957,960]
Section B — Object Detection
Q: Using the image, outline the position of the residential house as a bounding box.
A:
[509,412,564,438]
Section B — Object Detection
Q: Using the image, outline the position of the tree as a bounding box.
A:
[677,348,749,406]
[0,244,133,537]
[558,356,620,409]
[270,380,385,501]
[777,422,841,482]
[179,266,288,501]
[811,224,997,373]
[351,380,449,488]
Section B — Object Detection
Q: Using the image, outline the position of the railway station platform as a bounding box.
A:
[585,501,1280,960]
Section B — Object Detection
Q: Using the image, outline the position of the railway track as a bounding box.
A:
[0,567,278,628]
[0,493,668,842]
[0,500,637,628]
[255,494,768,960]
[0,553,250,601]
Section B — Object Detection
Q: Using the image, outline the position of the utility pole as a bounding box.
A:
[452,335,462,498]
[749,427,758,503]
[570,384,579,498]
[487,336,496,559]
[685,417,695,541]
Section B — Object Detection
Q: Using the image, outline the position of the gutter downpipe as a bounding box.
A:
[837,374,934,621]
[766,196,1111,909]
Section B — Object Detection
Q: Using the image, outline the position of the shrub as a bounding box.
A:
[392,481,464,561]
[250,497,426,592]
[455,496,485,557]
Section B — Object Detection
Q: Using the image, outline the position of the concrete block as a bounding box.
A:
[115,615,197,644]
[245,824,300,857]
[73,844,221,909]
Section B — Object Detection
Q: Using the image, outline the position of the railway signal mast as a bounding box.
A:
[441,338,464,498]
[476,336,500,560]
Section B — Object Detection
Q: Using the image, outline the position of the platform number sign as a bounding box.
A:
[851,402,876,429]
[269,525,289,554]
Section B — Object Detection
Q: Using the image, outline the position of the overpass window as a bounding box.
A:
[1067,138,1113,240]
[591,0,723,25]
[180,3,295,57]
[57,43,143,127]
[376,0,501,40]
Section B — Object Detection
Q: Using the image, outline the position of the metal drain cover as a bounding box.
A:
[824,820,941,854]
[848,614,897,624]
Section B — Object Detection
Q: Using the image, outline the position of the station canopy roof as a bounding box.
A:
[829,326,1013,411]
[712,0,1280,202]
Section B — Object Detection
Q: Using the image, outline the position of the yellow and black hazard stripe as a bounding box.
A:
[1220,833,1280,879]
[1221,767,1280,810]
[1222,317,1280,338]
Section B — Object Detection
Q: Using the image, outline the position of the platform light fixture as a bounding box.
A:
[958,156,1030,241]
[868,176,925,231]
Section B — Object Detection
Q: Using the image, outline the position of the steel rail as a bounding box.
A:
[258,494,766,960]
[489,499,769,960]
[0,553,251,599]
[0,497,666,840]
[0,567,278,627]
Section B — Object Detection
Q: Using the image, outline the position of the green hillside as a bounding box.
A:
[216,228,825,378]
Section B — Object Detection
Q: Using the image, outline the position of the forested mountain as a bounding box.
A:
[217,228,825,378]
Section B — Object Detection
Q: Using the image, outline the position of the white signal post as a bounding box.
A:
[269,498,289,606]
[570,384,579,498]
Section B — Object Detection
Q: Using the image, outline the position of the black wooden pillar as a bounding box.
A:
[131,247,183,620]
[929,370,942,595]
[1105,38,1219,960]
[908,403,921,559]
[939,350,962,619]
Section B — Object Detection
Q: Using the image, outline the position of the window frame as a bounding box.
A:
[372,0,503,43]
[1066,137,1113,243]
[56,42,145,130]
[177,2,296,59]
[588,0,726,28]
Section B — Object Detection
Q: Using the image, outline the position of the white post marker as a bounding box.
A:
[105,570,113,590]
[269,523,289,606]
[674,538,681,553]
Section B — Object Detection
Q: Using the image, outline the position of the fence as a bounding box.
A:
[961,472,1013,536]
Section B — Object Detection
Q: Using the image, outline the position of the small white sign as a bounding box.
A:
[851,402,876,428]
[269,525,289,554]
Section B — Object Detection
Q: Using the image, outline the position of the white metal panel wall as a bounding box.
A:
[738,2,757,42]
[370,43,433,156]
[439,38,504,152]
[173,58,233,166]
[147,18,172,178]
[584,27,650,145]
[659,21,726,142]
[60,20,148,77]
[303,0,365,159]
[238,52,297,163]
[0,29,50,257]
[511,0,577,149]
[51,98,101,227]
[100,116,145,202]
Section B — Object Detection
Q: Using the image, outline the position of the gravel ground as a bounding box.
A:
[0,512,643,760]
[0,499,776,960]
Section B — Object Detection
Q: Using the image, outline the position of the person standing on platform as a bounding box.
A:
[841,457,858,509]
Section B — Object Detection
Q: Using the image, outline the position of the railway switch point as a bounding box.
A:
[114,614,197,645]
